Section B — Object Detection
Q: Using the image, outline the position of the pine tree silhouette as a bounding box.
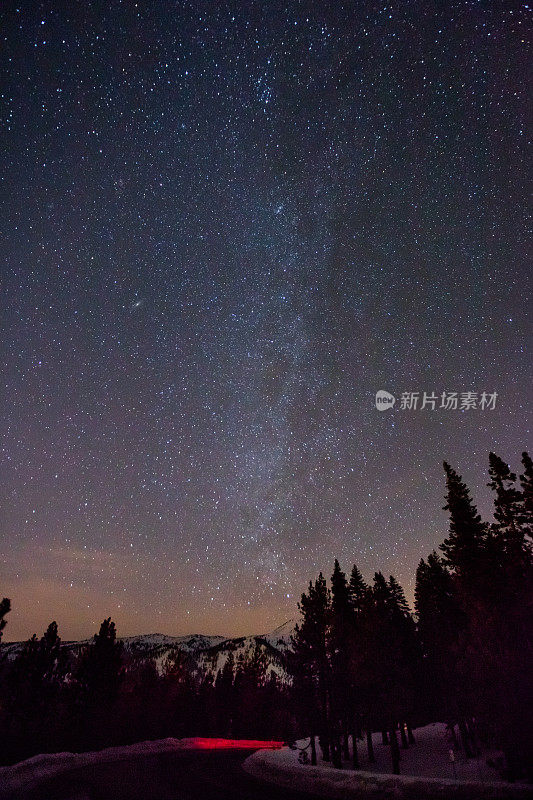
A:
[348,564,368,613]
[415,553,468,739]
[387,576,411,618]
[291,574,331,763]
[77,617,123,702]
[0,598,10,645]
[214,651,235,736]
[519,451,533,529]
[488,452,531,568]
[440,462,487,583]
[75,618,123,748]
[330,560,352,766]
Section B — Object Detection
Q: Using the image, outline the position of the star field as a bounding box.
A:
[1,0,530,640]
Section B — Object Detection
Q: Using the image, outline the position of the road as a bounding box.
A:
[17,749,322,800]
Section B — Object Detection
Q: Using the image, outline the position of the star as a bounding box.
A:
[0,0,528,641]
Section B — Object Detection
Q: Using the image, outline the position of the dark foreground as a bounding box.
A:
[3,749,322,800]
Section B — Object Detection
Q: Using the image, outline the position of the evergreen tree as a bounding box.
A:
[374,573,403,772]
[214,652,235,736]
[11,634,40,692]
[345,563,370,765]
[352,572,406,773]
[243,642,269,687]
[77,618,123,702]
[38,621,62,683]
[0,598,10,646]
[372,571,392,612]
[477,453,533,778]
[438,456,533,774]
[348,564,368,613]
[161,647,196,737]
[4,622,67,761]
[233,645,269,738]
[488,452,531,568]
[387,575,419,751]
[415,553,468,731]
[162,647,191,685]
[330,560,352,766]
[519,451,533,530]
[331,560,351,619]
[291,574,331,762]
[75,618,123,748]
[440,462,488,585]
[5,633,41,757]
[388,576,411,617]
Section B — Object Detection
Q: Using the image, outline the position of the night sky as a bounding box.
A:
[1,1,530,641]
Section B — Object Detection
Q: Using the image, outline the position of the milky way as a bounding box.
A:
[1,1,530,640]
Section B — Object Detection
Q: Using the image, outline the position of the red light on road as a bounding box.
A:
[190,738,284,750]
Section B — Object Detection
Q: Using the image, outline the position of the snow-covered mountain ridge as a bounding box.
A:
[1,621,297,682]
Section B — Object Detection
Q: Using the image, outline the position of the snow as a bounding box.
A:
[1,727,531,799]
[260,619,296,651]
[1,627,293,698]
[0,738,189,797]
[1,632,227,659]
[0,738,281,797]
[197,634,291,682]
[243,724,533,800]
[142,633,227,653]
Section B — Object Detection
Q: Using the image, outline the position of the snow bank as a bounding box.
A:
[0,738,280,797]
[0,738,188,797]
[244,725,533,800]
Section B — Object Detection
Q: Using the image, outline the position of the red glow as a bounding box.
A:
[190,738,284,750]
